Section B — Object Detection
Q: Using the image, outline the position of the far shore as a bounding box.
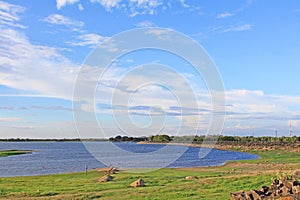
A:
[137,140,300,152]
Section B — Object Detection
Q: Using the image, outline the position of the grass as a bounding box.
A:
[0,149,299,199]
[0,150,32,157]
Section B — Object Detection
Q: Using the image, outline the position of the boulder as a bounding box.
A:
[260,186,269,194]
[294,171,300,179]
[282,186,291,196]
[105,166,118,174]
[293,181,300,186]
[273,179,280,185]
[98,175,114,182]
[250,190,263,200]
[278,197,295,200]
[185,176,197,180]
[283,181,293,190]
[230,177,300,200]
[292,185,300,194]
[130,179,145,187]
[230,190,247,200]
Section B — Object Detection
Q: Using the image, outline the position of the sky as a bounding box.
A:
[1,0,300,139]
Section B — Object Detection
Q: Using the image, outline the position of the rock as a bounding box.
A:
[283,181,293,190]
[230,177,300,200]
[185,176,197,180]
[105,166,118,174]
[282,186,291,196]
[270,184,279,192]
[273,179,280,185]
[230,190,247,200]
[130,179,145,187]
[245,192,253,200]
[294,171,300,179]
[98,175,114,182]
[261,186,269,194]
[275,188,284,196]
[292,185,300,194]
[278,197,295,200]
[250,190,263,200]
[293,181,300,186]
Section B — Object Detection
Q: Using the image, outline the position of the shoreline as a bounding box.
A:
[137,140,300,152]
[0,150,33,157]
[137,141,233,151]
[0,140,297,178]
[0,146,299,199]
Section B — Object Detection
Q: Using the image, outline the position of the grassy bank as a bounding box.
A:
[0,148,299,199]
[0,150,32,157]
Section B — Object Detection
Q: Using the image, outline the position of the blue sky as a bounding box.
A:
[1,0,300,138]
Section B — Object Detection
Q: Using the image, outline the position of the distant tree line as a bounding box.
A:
[2,135,300,144]
[108,135,148,142]
[108,134,300,144]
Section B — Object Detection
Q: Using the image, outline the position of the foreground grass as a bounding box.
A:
[0,149,299,199]
[0,150,32,157]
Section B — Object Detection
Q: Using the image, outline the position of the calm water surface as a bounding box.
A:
[0,142,259,177]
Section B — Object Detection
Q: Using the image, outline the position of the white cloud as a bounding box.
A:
[223,24,252,32]
[234,123,253,130]
[0,1,25,28]
[43,14,84,29]
[178,0,189,8]
[135,20,157,28]
[0,117,20,122]
[78,3,84,10]
[89,0,193,17]
[145,29,172,40]
[128,0,163,16]
[0,28,78,100]
[56,0,79,10]
[146,29,169,35]
[90,0,121,10]
[216,12,233,19]
[225,89,300,122]
[10,125,34,130]
[68,33,109,47]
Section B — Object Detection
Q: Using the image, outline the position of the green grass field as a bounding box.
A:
[0,150,32,157]
[0,149,299,199]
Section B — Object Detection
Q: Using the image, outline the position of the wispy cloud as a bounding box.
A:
[178,0,189,8]
[0,1,26,28]
[67,33,109,47]
[135,20,157,28]
[0,27,78,100]
[90,0,121,10]
[10,125,34,130]
[88,0,195,17]
[127,0,164,17]
[0,117,20,122]
[30,105,74,111]
[216,12,233,19]
[43,14,84,30]
[223,24,252,32]
[78,3,84,10]
[56,0,79,10]
[0,106,14,110]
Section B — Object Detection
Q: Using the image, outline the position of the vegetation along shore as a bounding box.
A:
[0,150,32,157]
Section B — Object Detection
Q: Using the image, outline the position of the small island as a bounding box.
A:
[0,150,33,157]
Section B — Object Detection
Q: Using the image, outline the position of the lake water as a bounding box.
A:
[0,142,259,177]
